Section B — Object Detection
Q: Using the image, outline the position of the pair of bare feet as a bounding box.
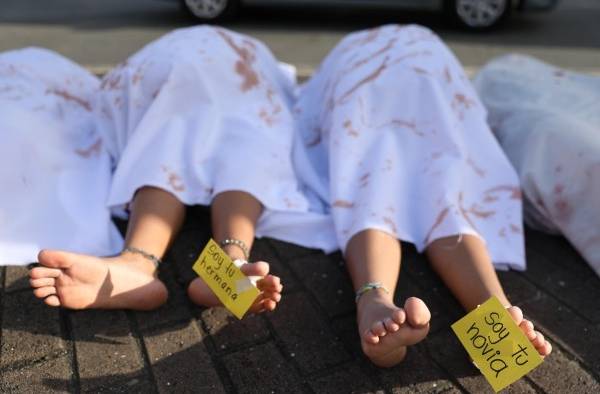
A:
[357,290,552,367]
[30,250,552,368]
[29,249,283,312]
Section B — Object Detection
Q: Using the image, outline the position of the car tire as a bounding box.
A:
[445,0,511,31]
[180,0,239,23]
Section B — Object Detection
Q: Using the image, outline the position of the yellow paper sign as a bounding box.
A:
[192,239,260,319]
[451,296,543,392]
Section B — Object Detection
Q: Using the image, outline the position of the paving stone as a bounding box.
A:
[251,237,299,292]
[424,329,538,394]
[267,292,350,374]
[497,271,542,305]
[525,228,597,281]
[222,341,304,394]
[331,315,363,358]
[288,253,355,317]
[309,363,381,394]
[527,347,600,394]
[520,293,600,374]
[1,291,64,369]
[200,306,270,351]
[267,237,323,261]
[134,267,192,331]
[522,247,600,324]
[400,244,464,323]
[0,354,72,393]
[380,345,459,394]
[168,226,211,286]
[69,310,151,393]
[4,265,31,293]
[143,321,225,393]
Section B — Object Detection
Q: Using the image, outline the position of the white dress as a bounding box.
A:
[0,25,525,271]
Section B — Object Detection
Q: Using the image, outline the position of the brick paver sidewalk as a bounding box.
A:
[1,206,599,393]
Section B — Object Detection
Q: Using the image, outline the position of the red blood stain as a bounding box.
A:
[412,67,430,75]
[383,216,398,234]
[46,89,92,111]
[284,198,299,208]
[444,66,452,84]
[358,173,370,188]
[347,38,397,71]
[554,199,572,222]
[161,165,185,192]
[337,56,390,104]
[483,195,499,203]
[332,200,354,209]
[510,224,522,234]
[467,158,486,177]
[554,184,565,194]
[377,119,424,137]
[343,119,360,137]
[217,30,259,92]
[424,206,450,244]
[100,72,122,91]
[484,185,522,200]
[132,68,144,85]
[75,137,103,158]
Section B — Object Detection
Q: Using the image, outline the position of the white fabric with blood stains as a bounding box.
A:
[474,54,600,277]
[0,48,123,264]
[294,25,525,270]
[94,26,338,253]
[0,26,526,271]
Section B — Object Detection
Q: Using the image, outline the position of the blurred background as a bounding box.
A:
[1,0,599,76]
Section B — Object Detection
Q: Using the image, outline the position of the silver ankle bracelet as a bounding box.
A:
[121,246,162,268]
[219,238,250,260]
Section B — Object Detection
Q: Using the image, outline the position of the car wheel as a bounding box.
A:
[446,0,511,30]
[180,0,239,22]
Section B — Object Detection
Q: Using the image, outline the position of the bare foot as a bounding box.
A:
[187,261,283,313]
[358,294,431,367]
[507,306,552,357]
[29,249,168,310]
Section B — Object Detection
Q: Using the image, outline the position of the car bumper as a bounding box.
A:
[519,0,560,11]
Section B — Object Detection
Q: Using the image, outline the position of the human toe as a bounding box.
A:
[33,286,57,299]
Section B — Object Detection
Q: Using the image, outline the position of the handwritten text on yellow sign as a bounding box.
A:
[451,296,543,392]
[192,239,260,319]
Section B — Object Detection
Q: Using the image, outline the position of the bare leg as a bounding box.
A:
[187,191,283,313]
[30,187,183,310]
[426,234,552,356]
[345,230,431,367]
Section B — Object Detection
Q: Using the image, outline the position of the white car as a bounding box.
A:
[178,0,559,30]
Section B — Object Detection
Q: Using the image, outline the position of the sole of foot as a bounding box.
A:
[30,249,168,310]
[358,295,431,368]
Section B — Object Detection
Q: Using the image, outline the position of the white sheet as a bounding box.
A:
[474,54,600,276]
[1,26,525,271]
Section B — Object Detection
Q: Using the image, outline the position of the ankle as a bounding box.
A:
[357,288,394,310]
[116,251,159,274]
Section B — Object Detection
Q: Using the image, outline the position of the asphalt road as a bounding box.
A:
[1,0,599,74]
